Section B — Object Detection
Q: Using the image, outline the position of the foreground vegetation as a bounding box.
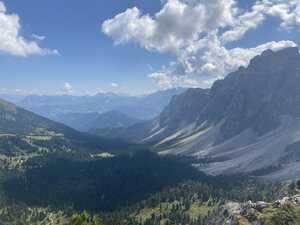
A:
[0,134,299,225]
[2,178,299,225]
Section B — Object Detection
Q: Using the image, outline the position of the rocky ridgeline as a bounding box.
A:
[208,195,300,225]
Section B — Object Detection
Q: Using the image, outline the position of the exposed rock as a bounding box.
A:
[275,194,300,207]
[208,195,300,225]
[245,201,269,211]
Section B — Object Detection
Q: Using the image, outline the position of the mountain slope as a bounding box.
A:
[55,110,141,132]
[88,110,141,131]
[53,112,101,132]
[114,47,300,180]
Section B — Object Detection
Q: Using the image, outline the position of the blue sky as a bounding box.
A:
[0,0,300,95]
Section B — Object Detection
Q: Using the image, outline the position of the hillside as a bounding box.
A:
[54,110,141,132]
[0,98,81,136]
[0,99,134,155]
[89,110,141,130]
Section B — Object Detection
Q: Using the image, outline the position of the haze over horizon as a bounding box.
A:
[1,0,300,96]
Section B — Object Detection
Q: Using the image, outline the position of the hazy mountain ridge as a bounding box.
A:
[18,88,186,122]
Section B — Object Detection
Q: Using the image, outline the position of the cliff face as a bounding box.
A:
[146,47,300,145]
[207,47,300,142]
[130,47,300,180]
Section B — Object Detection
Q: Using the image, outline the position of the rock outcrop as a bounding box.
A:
[208,195,300,225]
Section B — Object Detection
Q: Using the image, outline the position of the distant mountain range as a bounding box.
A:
[105,47,300,181]
[17,88,186,123]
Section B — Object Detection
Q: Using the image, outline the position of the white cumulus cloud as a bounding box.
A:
[102,0,236,54]
[0,1,58,57]
[266,0,300,29]
[102,0,299,89]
